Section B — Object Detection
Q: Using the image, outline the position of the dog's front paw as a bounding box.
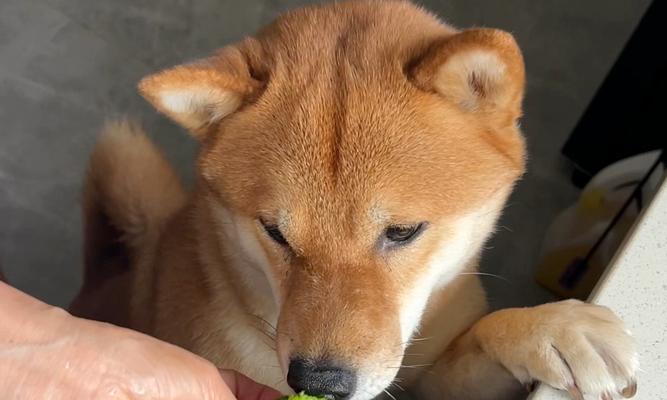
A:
[475,299,638,399]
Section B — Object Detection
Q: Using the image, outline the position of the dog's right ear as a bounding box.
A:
[139,40,265,139]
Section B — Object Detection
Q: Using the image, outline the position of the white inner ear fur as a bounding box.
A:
[434,49,507,111]
[159,88,242,123]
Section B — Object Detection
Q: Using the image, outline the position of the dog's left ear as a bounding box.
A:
[411,28,525,129]
[138,39,264,139]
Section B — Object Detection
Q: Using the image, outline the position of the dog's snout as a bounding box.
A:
[287,358,357,400]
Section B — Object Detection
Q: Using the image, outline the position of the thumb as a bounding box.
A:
[219,369,283,400]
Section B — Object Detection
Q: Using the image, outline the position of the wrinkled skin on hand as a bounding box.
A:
[0,282,281,400]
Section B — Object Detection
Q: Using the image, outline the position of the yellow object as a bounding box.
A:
[536,151,663,300]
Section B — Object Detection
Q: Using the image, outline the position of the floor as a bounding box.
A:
[0,0,651,308]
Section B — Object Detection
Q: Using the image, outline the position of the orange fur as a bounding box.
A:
[71,1,636,399]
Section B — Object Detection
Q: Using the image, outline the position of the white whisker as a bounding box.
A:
[458,271,511,283]
[384,389,398,400]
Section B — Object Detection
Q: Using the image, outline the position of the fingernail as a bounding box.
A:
[621,380,637,398]
[567,385,584,400]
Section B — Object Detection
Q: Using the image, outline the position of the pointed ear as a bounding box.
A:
[411,28,525,127]
[138,41,264,138]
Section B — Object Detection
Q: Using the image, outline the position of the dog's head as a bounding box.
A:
[139,2,525,399]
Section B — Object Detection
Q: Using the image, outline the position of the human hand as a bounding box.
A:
[219,369,284,400]
[0,282,282,400]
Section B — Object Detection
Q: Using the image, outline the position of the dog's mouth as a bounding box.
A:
[276,352,401,400]
[286,358,358,400]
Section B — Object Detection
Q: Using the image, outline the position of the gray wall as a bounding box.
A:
[0,0,651,307]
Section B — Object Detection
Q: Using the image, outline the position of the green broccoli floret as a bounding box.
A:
[278,392,327,400]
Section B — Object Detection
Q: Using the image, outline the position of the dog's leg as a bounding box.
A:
[416,300,638,400]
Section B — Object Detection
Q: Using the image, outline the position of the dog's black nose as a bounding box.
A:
[287,358,357,400]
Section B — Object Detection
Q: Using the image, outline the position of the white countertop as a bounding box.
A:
[530,176,667,399]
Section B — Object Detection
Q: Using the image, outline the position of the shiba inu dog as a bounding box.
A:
[71,1,638,399]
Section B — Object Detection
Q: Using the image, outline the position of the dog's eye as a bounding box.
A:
[260,219,289,246]
[384,223,426,246]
